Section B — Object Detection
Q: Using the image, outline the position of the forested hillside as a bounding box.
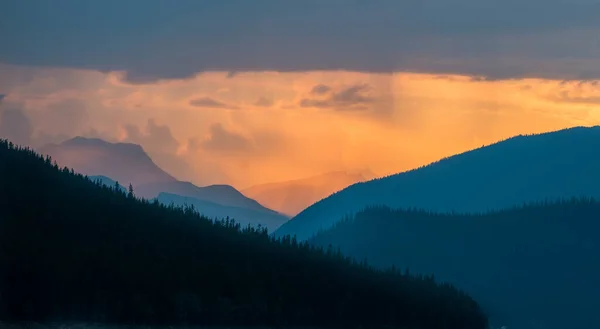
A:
[310,202,600,329]
[0,139,488,329]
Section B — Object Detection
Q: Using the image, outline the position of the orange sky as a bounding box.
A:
[1,63,599,188]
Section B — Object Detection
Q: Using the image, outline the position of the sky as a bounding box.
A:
[1,0,600,188]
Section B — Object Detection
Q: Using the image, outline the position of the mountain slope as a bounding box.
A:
[276,126,600,240]
[39,137,287,227]
[310,202,600,329]
[0,139,488,329]
[136,180,277,214]
[242,170,373,216]
[38,137,176,187]
[157,192,288,232]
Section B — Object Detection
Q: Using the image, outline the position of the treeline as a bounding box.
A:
[0,139,488,329]
[309,201,600,329]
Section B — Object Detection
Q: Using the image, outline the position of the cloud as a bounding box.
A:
[38,98,90,135]
[189,97,238,109]
[0,97,96,148]
[0,105,33,146]
[123,118,180,154]
[121,118,198,182]
[310,84,331,95]
[551,91,600,106]
[300,83,375,111]
[1,1,600,81]
[201,123,253,154]
[254,96,274,107]
[542,80,600,106]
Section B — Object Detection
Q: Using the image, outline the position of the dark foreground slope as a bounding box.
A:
[0,140,487,329]
[310,203,600,329]
[278,126,600,240]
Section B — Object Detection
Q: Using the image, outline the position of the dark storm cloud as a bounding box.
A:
[1,0,600,81]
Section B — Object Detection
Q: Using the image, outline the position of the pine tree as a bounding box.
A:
[128,183,135,199]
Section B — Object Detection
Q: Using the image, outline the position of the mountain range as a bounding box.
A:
[242,170,374,216]
[1,139,487,329]
[39,137,289,231]
[15,125,600,329]
[276,126,600,240]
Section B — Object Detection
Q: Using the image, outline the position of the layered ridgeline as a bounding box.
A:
[39,137,289,232]
[89,175,126,192]
[310,203,600,329]
[0,140,488,329]
[276,126,600,240]
[242,170,374,216]
[88,176,283,228]
[156,192,288,232]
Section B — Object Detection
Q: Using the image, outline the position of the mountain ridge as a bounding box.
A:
[157,192,288,232]
[242,170,373,216]
[38,137,176,187]
[276,125,600,240]
[39,136,288,227]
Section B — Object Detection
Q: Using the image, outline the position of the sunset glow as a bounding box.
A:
[1,63,599,188]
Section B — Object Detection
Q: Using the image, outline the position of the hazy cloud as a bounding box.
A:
[552,91,600,105]
[38,99,89,135]
[0,97,95,148]
[189,97,239,110]
[0,106,33,146]
[201,123,253,154]
[254,96,274,107]
[300,84,375,111]
[310,84,332,95]
[2,1,600,81]
[122,118,198,182]
[123,118,180,154]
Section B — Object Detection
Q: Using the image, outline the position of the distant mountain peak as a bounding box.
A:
[204,184,239,192]
[39,136,175,187]
[242,170,372,216]
[61,136,147,156]
[62,136,107,145]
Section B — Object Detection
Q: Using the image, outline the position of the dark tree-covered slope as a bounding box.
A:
[310,203,600,329]
[277,126,600,240]
[0,140,488,329]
